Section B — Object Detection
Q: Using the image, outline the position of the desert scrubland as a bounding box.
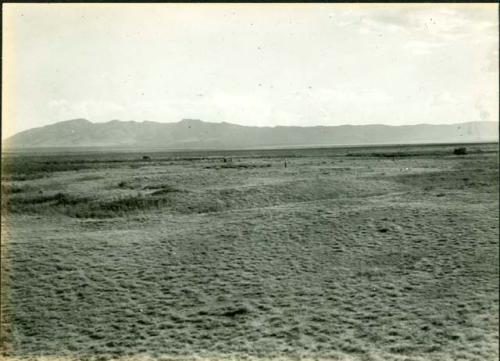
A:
[1,143,498,361]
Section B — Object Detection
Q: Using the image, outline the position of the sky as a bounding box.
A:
[2,3,498,138]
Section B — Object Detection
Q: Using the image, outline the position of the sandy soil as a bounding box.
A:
[1,143,498,361]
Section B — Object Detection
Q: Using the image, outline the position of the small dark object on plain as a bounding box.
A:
[378,228,389,233]
[221,306,249,317]
[142,155,151,161]
[453,147,467,155]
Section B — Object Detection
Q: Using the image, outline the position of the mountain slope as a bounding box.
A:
[4,119,498,149]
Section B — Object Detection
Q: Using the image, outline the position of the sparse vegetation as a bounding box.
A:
[1,142,498,360]
[205,163,272,170]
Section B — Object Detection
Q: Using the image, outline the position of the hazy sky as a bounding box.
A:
[3,4,498,138]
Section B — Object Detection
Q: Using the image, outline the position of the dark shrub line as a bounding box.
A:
[3,191,178,218]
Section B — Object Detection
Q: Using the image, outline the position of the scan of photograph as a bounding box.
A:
[1,3,499,361]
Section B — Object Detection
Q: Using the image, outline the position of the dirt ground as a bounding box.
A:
[1,143,498,361]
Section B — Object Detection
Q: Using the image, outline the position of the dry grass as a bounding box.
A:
[1,353,490,361]
[1,143,498,361]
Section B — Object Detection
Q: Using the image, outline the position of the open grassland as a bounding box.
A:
[1,143,499,361]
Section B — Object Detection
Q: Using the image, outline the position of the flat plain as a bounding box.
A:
[1,143,498,361]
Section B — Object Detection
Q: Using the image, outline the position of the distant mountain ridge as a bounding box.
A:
[4,118,498,149]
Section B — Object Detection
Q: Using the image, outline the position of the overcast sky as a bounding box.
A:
[2,4,498,138]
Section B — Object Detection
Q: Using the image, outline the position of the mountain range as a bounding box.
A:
[3,118,498,150]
